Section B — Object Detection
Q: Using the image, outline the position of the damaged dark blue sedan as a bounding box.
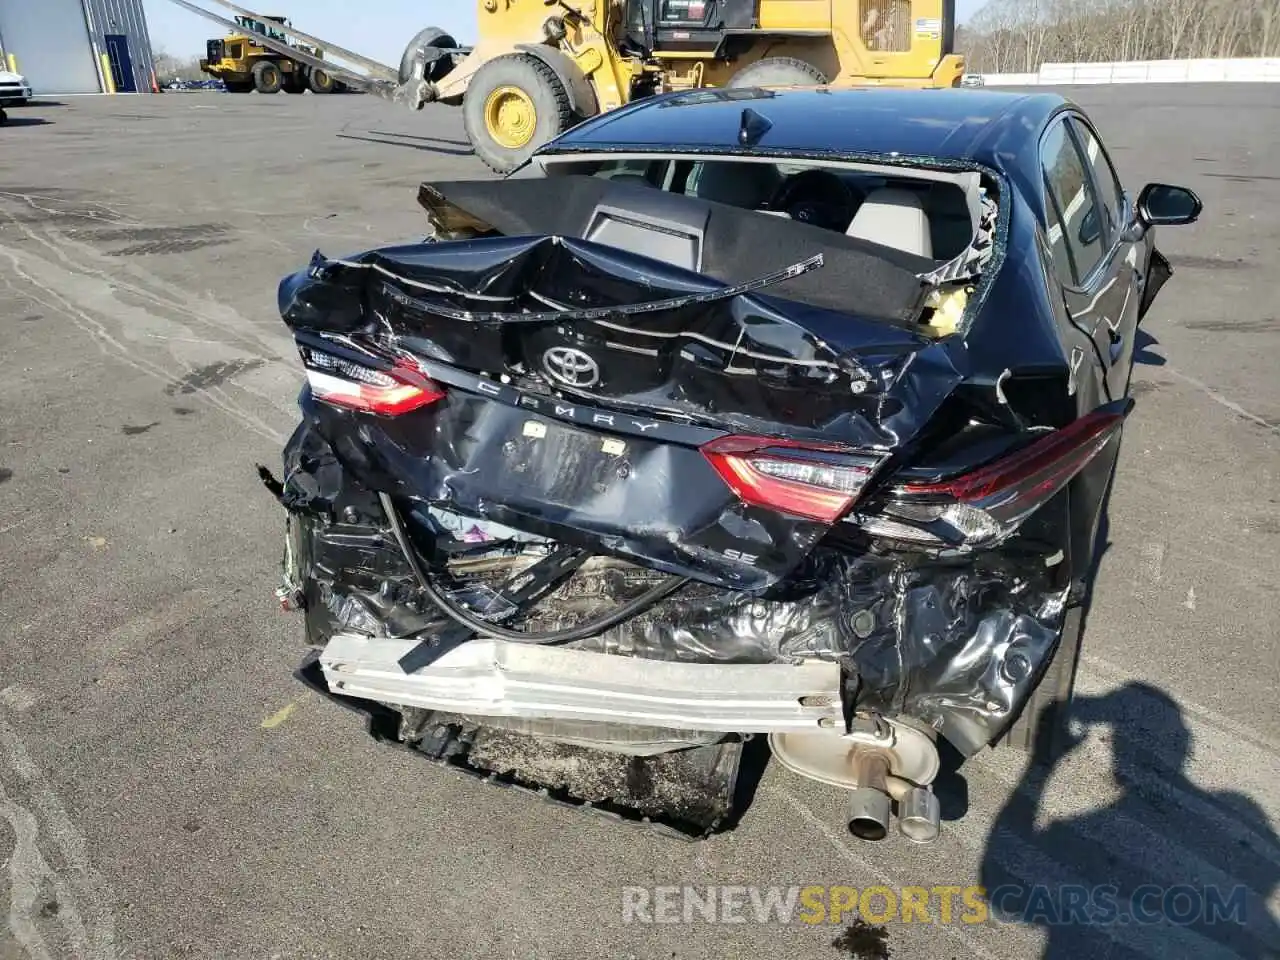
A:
[263,87,1202,842]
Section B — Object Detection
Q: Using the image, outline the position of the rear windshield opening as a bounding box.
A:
[538,155,991,267]
[423,154,999,337]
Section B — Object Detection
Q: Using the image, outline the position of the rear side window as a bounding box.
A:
[1040,119,1104,285]
[1043,181,1076,288]
[1069,118,1126,241]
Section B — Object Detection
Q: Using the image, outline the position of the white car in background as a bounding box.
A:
[0,69,33,105]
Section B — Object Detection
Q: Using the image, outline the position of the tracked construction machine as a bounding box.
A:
[166,0,964,172]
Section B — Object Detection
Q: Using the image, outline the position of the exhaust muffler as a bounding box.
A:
[768,720,942,844]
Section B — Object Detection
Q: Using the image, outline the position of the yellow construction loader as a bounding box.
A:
[199,14,345,94]
[169,0,964,172]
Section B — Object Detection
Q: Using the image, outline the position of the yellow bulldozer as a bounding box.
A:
[171,0,963,171]
[199,14,346,94]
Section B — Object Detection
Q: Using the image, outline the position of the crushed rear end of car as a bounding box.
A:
[262,174,1129,841]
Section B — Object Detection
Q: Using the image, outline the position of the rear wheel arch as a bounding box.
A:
[998,420,1124,760]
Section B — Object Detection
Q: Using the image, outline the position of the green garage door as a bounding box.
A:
[0,0,101,95]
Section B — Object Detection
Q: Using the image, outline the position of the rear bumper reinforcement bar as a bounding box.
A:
[320,633,842,732]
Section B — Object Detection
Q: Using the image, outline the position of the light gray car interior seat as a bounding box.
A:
[685,161,783,210]
[845,187,934,259]
[602,173,654,187]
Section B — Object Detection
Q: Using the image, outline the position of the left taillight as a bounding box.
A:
[300,347,445,416]
[701,436,885,523]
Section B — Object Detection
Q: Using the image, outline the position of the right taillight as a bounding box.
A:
[855,404,1131,548]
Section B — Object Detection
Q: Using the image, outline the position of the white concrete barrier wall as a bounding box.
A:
[983,71,1040,85]
[982,57,1280,85]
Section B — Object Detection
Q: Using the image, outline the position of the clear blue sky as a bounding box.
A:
[142,0,984,63]
[142,1,482,62]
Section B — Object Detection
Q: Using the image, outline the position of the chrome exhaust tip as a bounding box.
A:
[847,786,892,840]
[897,786,941,844]
[847,751,892,840]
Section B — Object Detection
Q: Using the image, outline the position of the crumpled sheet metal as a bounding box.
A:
[278,419,1068,756]
[277,233,968,451]
[564,548,1067,756]
[302,385,831,592]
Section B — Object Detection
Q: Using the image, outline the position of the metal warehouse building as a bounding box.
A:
[0,0,156,95]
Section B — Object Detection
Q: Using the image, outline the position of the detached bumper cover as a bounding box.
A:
[320,632,842,732]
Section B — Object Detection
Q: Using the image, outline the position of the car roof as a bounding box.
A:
[544,87,1072,168]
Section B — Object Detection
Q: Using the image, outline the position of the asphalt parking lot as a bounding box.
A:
[1,85,1277,960]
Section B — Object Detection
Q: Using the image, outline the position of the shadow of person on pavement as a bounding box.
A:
[980,683,1280,959]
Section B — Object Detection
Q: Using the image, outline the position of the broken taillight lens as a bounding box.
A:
[701,436,883,523]
[856,405,1130,547]
[301,348,444,416]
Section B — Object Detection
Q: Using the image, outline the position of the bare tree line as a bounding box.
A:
[959,0,1280,73]
[153,49,208,83]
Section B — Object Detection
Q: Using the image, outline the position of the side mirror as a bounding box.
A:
[1137,183,1202,227]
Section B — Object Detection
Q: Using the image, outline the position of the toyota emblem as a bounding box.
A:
[542,346,600,388]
